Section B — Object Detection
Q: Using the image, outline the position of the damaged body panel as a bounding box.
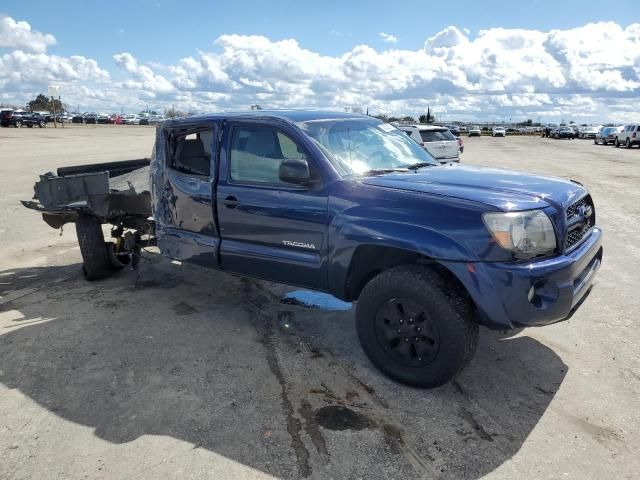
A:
[22,158,152,228]
[151,123,220,267]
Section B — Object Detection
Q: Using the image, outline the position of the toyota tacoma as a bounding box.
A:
[22,111,603,388]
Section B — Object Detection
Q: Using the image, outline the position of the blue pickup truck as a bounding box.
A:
[23,110,603,387]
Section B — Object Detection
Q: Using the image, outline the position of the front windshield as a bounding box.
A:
[298,118,438,175]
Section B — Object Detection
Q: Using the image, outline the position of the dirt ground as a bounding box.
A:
[0,125,638,480]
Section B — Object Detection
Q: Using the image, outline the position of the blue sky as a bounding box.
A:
[1,1,639,121]
[4,0,637,65]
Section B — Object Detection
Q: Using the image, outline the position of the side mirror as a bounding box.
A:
[279,159,310,185]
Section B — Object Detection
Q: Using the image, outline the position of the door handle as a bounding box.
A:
[223,195,239,209]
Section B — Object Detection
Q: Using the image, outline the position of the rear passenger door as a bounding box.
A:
[154,122,219,268]
[216,120,329,290]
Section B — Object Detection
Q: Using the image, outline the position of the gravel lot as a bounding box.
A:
[1,125,638,480]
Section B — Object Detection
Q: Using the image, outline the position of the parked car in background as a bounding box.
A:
[72,113,85,123]
[57,112,74,123]
[468,125,481,137]
[578,126,600,139]
[108,114,123,124]
[84,113,98,124]
[397,124,461,163]
[122,114,140,125]
[1,110,47,128]
[149,114,165,125]
[552,126,575,139]
[97,113,110,124]
[542,124,557,137]
[492,127,506,137]
[595,126,623,145]
[446,125,460,136]
[614,124,639,148]
[0,109,14,126]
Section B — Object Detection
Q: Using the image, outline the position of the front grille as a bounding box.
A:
[565,195,595,251]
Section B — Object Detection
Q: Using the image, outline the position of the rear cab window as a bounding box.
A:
[167,126,215,177]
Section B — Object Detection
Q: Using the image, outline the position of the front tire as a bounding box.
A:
[356,265,478,388]
[626,139,631,148]
[615,138,620,147]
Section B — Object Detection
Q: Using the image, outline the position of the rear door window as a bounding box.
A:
[168,127,214,177]
[420,130,456,142]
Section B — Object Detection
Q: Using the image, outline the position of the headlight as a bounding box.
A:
[483,210,556,258]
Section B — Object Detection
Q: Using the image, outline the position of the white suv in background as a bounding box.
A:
[397,125,461,163]
[122,114,140,125]
[468,125,481,137]
[492,126,506,137]
[615,123,640,148]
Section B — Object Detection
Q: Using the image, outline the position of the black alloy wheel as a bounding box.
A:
[374,297,440,368]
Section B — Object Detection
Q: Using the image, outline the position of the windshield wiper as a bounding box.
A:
[361,168,409,176]
[406,162,436,170]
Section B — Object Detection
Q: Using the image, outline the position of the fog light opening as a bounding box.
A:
[527,285,535,302]
[528,279,560,309]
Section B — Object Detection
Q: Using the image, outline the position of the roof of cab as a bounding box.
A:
[163,109,375,126]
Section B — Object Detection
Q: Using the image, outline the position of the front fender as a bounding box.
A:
[327,218,478,299]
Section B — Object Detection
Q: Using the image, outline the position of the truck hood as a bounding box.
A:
[361,164,586,212]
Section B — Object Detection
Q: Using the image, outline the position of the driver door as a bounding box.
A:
[216,121,329,290]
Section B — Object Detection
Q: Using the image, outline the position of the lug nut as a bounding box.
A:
[405,337,409,342]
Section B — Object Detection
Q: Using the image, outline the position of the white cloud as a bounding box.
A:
[379,32,398,44]
[113,52,175,94]
[0,51,110,89]
[0,13,56,54]
[1,13,639,122]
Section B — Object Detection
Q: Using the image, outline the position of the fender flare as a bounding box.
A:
[328,219,477,299]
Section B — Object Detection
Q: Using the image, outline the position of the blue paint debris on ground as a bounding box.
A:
[281,290,353,311]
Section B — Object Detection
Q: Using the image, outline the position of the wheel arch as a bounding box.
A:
[340,244,477,312]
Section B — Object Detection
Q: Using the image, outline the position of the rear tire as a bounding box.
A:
[356,265,478,388]
[75,215,117,281]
